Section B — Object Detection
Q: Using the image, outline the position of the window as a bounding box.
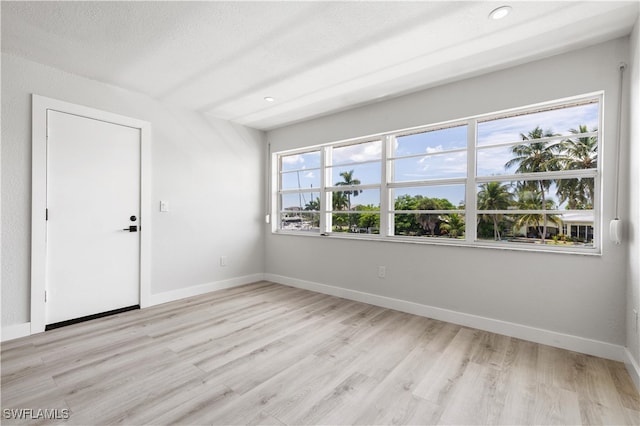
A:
[275,94,601,253]
[279,151,321,232]
[328,140,382,234]
[389,125,467,239]
[475,100,599,248]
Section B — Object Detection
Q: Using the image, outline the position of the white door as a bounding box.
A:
[46,110,141,325]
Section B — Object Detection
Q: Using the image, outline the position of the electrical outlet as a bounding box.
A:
[220,256,228,267]
[378,266,386,279]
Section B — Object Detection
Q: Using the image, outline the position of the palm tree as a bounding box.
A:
[304,197,320,211]
[557,125,597,209]
[335,170,362,229]
[331,192,349,231]
[335,170,362,210]
[513,190,561,240]
[505,126,561,242]
[477,181,514,240]
[304,197,321,227]
[332,191,348,211]
[439,213,465,238]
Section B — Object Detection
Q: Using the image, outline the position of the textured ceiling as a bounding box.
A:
[2,1,638,130]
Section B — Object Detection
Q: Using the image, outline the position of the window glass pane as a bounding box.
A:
[476,179,594,211]
[394,213,465,238]
[395,125,467,157]
[330,189,380,212]
[392,185,464,238]
[331,211,380,234]
[477,102,599,146]
[476,145,519,176]
[477,213,593,246]
[330,163,380,186]
[332,140,381,165]
[281,192,320,212]
[281,151,320,172]
[553,178,595,209]
[477,136,597,177]
[393,151,466,182]
[281,169,320,190]
[393,185,465,211]
[279,212,320,232]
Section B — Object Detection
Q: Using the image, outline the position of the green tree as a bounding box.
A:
[439,213,465,238]
[505,126,561,242]
[332,191,348,211]
[354,204,380,233]
[304,197,320,228]
[513,190,561,239]
[335,170,362,210]
[557,125,597,209]
[335,170,362,229]
[394,195,420,235]
[304,197,320,211]
[415,197,454,236]
[331,192,349,231]
[477,182,514,240]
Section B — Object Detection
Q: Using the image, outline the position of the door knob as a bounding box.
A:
[122,225,138,232]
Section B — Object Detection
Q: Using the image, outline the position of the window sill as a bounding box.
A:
[272,230,601,256]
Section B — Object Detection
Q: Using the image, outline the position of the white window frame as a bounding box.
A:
[273,92,603,255]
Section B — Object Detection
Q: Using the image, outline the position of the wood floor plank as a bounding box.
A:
[351,341,443,425]
[576,354,638,425]
[494,339,540,425]
[1,281,637,425]
[292,372,381,425]
[436,361,502,425]
[412,327,479,404]
[205,353,348,425]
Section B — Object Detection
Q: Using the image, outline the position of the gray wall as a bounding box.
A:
[1,53,265,327]
[265,38,630,346]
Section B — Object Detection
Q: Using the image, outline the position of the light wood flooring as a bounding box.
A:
[2,281,639,425]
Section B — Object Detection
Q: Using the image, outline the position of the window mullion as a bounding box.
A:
[320,146,331,233]
[467,119,477,242]
[380,135,392,237]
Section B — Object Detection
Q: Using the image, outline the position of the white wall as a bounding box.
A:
[1,53,265,331]
[627,17,640,385]
[266,38,630,351]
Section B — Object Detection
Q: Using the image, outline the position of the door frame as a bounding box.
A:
[31,94,152,334]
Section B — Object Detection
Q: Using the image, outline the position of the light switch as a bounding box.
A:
[160,200,169,212]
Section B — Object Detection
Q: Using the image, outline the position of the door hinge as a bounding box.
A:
[44,291,47,303]
[46,208,49,221]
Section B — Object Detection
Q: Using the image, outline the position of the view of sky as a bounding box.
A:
[280,102,599,211]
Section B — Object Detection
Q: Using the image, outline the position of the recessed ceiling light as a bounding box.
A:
[264,96,275,102]
[489,5,511,20]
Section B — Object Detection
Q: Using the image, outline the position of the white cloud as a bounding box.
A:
[282,154,304,165]
[333,141,382,164]
[403,151,466,177]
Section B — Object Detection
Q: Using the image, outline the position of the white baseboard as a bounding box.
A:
[147,273,265,307]
[1,322,32,342]
[265,273,627,363]
[624,348,640,391]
